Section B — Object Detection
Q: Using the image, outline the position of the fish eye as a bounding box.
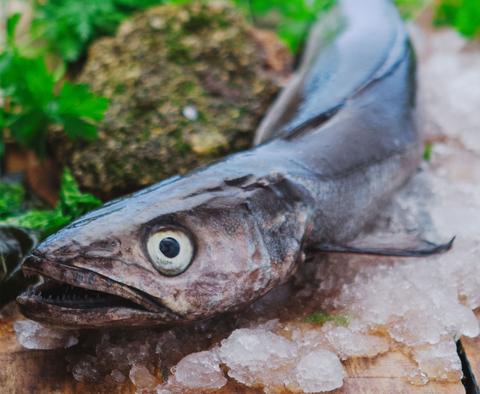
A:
[146,229,194,276]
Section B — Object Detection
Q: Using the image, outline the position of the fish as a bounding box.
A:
[17,0,452,328]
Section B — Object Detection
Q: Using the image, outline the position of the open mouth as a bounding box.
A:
[17,254,180,328]
[22,280,147,310]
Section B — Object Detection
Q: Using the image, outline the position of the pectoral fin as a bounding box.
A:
[308,236,455,257]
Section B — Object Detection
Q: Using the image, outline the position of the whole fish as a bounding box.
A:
[17,0,450,328]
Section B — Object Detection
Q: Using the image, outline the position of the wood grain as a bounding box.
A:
[460,336,480,394]
[338,351,464,394]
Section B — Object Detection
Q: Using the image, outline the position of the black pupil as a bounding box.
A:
[159,237,180,259]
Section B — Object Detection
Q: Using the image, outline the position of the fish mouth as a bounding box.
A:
[17,254,180,328]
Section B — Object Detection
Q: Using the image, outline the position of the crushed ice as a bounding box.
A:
[14,320,79,350]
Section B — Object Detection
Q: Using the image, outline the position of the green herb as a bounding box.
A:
[57,168,102,218]
[235,0,336,52]
[423,142,433,161]
[0,182,25,219]
[31,0,166,62]
[0,14,109,158]
[395,0,432,19]
[304,311,349,326]
[435,0,480,38]
[2,169,102,237]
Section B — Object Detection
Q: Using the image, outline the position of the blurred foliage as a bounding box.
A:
[0,14,109,159]
[234,0,336,52]
[31,0,336,60]
[304,311,350,326]
[435,0,480,38]
[0,169,102,237]
[31,0,168,62]
[25,0,480,64]
[395,0,431,19]
[0,182,24,219]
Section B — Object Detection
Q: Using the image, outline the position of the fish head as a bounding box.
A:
[18,169,309,328]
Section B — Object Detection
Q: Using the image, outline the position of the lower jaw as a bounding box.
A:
[17,296,174,329]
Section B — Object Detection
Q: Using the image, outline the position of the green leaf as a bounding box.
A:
[60,115,98,140]
[0,169,102,237]
[0,182,25,219]
[8,110,49,155]
[0,107,4,158]
[58,169,102,218]
[0,30,107,153]
[235,0,336,53]
[20,57,56,105]
[435,0,480,38]
[52,61,67,83]
[0,55,55,108]
[6,13,21,45]
[31,0,165,62]
[395,0,432,20]
[5,209,71,237]
[58,82,109,122]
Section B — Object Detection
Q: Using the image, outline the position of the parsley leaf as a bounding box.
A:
[1,169,102,237]
[0,14,108,158]
[235,0,336,52]
[31,0,166,62]
[435,0,480,38]
[0,182,25,219]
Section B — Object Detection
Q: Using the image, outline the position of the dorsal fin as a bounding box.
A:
[254,0,407,145]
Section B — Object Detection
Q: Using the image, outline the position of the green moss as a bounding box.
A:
[51,1,292,198]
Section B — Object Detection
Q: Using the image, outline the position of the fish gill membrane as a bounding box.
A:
[12,23,480,394]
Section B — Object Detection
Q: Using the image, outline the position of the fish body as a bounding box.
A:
[18,0,420,327]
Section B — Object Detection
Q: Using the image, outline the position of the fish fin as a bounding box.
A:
[308,236,455,257]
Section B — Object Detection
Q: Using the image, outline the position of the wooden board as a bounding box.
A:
[460,312,480,393]
[460,336,480,394]
[339,351,464,394]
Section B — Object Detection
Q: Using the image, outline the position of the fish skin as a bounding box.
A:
[17,0,420,328]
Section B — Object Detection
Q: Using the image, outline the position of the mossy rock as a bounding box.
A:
[52,1,292,199]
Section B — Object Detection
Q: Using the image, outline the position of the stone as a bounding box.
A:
[51,1,291,199]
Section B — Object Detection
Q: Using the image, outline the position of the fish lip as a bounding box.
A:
[17,254,181,327]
